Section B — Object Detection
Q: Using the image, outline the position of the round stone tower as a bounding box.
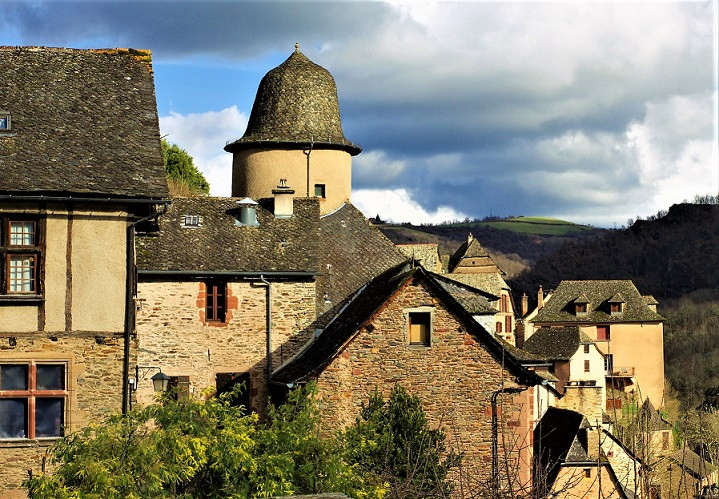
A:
[225,44,361,214]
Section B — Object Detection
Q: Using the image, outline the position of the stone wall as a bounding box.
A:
[0,334,125,493]
[314,276,535,493]
[135,279,316,413]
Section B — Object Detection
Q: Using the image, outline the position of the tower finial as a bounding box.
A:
[295,42,300,52]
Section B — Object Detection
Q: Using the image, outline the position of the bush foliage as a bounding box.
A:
[25,384,457,498]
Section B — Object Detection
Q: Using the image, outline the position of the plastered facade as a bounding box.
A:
[231,148,352,215]
[0,203,130,492]
[581,322,664,408]
[313,277,536,493]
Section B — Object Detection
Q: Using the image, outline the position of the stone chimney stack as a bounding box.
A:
[538,285,544,310]
[521,293,528,316]
[272,178,294,219]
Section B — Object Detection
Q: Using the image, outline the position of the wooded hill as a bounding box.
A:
[377,217,605,278]
[508,203,719,306]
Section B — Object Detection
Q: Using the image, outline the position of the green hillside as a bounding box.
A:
[475,216,595,235]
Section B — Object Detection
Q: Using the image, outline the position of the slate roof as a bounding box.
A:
[273,265,543,386]
[670,448,717,478]
[443,273,507,297]
[523,327,595,361]
[429,272,498,315]
[0,46,168,199]
[533,280,664,324]
[224,48,360,155]
[448,234,498,273]
[316,203,407,318]
[534,407,587,489]
[136,197,320,273]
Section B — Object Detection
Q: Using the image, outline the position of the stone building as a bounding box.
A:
[531,280,665,408]
[446,233,518,345]
[0,47,169,493]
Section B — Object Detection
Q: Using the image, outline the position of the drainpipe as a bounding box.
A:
[258,275,272,387]
[122,203,169,414]
[491,386,528,497]
[303,138,314,197]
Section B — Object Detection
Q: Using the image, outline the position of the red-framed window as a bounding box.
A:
[206,281,226,322]
[1,217,41,295]
[0,362,67,439]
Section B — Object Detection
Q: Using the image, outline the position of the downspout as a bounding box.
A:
[258,275,273,388]
[122,203,169,414]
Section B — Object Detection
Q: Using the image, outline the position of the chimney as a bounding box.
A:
[272,178,295,219]
[537,285,544,310]
[521,293,528,316]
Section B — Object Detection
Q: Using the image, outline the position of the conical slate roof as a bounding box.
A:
[225,46,361,155]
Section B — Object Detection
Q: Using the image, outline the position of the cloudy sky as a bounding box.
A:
[2,1,718,227]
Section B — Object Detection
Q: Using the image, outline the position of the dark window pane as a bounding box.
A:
[0,399,27,438]
[37,365,65,390]
[35,398,64,437]
[1,364,28,390]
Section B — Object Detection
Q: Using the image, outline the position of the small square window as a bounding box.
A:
[9,221,35,245]
[0,113,10,131]
[610,303,623,315]
[314,184,326,198]
[409,311,431,346]
[575,303,587,315]
[180,215,202,228]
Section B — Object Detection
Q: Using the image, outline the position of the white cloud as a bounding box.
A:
[353,150,408,186]
[352,188,468,225]
[159,107,248,196]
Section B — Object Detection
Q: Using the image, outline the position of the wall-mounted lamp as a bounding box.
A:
[131,366,171,393]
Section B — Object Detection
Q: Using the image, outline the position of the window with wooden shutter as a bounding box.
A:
[408,312,431,346]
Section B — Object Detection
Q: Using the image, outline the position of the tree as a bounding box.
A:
[162,139,210,196]
[25,383,384,498]
[343,384,461,498]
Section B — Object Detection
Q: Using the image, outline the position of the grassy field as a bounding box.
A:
[478,216,596,235]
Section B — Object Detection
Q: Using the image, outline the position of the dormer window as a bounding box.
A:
[180,215,202,228]
[608,293,625,316]
[574,294,590,316]
[0,112,10,131]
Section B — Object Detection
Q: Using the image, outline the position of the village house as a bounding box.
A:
[0,46,169,493]
[530,280,665,409]
[445,234,518,345]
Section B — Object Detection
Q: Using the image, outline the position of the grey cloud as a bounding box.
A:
[1,1,393,59]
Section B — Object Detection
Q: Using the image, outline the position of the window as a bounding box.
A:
[1,217,41,296]
[505,315,512,334]
[597,325,610,341]
[583,344,590,354]
[408,311,431,346]
[610,303,623,315]
[495,321,502,333]
[575,303,587,315]
[604,354,614,375]
[314,184,326,198]
[0,362,67,439]
[584,360,590,372]
[0,112,10,131]
[584,468,592,479]
[500,295,508,312]
[205,281,226,322]
[180,215,202,228]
